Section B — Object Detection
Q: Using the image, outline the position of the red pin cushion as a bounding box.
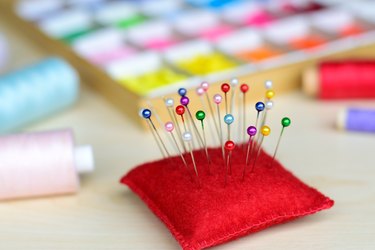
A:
[120,146,334,250]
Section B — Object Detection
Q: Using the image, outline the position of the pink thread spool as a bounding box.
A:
[0,129,94,200]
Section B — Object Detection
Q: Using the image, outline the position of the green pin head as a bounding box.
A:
[195,110,206,121]
[281,117,291,127]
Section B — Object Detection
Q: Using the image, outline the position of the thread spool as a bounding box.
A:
[337,108,375,133]
[0,33,7,71]
[0,57,79,132]
[0,129,94,200]
[303,61,375,99]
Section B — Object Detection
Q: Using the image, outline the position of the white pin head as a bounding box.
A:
[165,98,174,107]
[230,77,239,86]
[182,131,192,142]
[265,100,274,110]
[265,80,273,89]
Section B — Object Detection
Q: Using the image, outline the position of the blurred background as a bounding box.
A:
[0,0,374,249]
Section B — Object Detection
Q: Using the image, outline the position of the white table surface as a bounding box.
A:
[1,16,375,250]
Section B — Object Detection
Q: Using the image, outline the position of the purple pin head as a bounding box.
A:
[180,96,190,106]
[247,126,257,136]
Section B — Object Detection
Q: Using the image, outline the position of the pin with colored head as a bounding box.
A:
[265,89,275,100]
[165,121,188,168]
[221,83,230,114]
[142,109,170,158]
[229,78,239,114]
[164,97,188,154]
[224,140,235,184]
[201,81,220,141]
[271,117,291,166]
[244,125,257,169]
[265,80,273,89]
[176,105,187,131]
[182,131,200,186]
[251,125,271,172]
[178,87,187,97]
[196,110,211,166]
[213,94,225,162]
[260,100,274,129]
[180,95,204,149]
[255,101,265,128]
[224,114,234,141]
[240,83,249,143]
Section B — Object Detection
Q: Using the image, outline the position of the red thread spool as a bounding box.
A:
[303,61,375,99]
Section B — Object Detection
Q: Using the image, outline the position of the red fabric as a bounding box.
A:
[120,146,334,250]
[319,61,375,99]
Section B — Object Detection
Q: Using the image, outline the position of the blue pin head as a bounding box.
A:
[142,109,152,119]
[224,114,234,125]
[255,102,265,112]
[178,88,187,97]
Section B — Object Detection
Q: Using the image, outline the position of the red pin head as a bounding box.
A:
[240,83,249,93]
[176,105,185,116]
[221,83,230,93]
[224,140,235,151]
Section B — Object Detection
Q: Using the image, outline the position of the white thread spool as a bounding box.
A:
[0,129,94,200]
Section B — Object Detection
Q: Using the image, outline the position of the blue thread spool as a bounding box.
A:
[0,57,79,132]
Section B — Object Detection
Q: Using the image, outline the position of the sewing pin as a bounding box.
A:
[165,121,188,167]
[181,96,205,149]
[255,101,265,129]
[270,117,291,167]
[176,105,187,132]
[196,110,211,166]
[182,131,200,187]
[265,80,273,89]
[251,125,271,173]
[165,97,187,153]
[221,83,230,114]
[142,109,170,158]
[265,89,275,100]
[214,94,225,162]
[224,114,234,141]
[178,87,187,97]
[229,77,239,114]
[201,81,221,142]
[240,83,249,144]
[243,126,257,180]
[224,140,235,184]
[196,87,217,145]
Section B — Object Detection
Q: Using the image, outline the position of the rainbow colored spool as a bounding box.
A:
[0,57,79,132]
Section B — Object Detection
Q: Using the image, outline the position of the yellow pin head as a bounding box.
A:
[265,90,275,99]
[261,125,271,136]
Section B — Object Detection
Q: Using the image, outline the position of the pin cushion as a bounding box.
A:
[120,146,334,250]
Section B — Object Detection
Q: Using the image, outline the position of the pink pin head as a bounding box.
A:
[165,122,174,132]
[213,94,222,104]
[196,87,205,96]
[201,81,209,91]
